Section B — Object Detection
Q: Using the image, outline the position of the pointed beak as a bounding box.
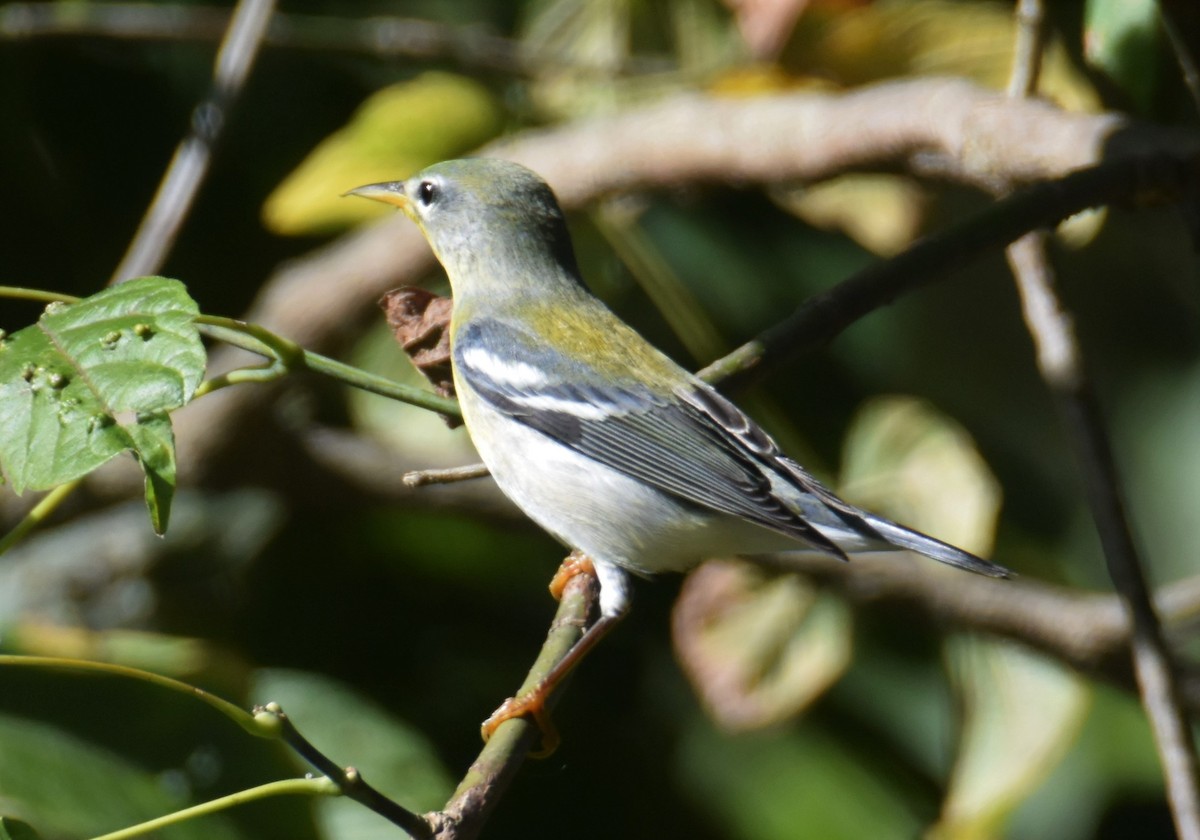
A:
[344,181,411,212]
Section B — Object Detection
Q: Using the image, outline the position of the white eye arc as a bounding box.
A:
[415,179,438,207]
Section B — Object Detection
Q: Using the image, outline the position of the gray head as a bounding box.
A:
[349,158,581,297]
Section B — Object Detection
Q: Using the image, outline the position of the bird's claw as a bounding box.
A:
[481,686,560,757]
[549,551,596,601]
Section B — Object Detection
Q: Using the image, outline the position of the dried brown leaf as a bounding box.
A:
[673,559,851,731]
[379,287,459,428]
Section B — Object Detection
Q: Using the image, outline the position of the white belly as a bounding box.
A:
[459,389,796,576]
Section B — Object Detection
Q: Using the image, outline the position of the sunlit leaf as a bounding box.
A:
[772,174,929,257]
[674,559,851,731]
[1084,0,1160,112]
[930,638,1090,840]
[262,73,504,235]
[839,395,1001,558]
[0,277,203,533]
[781,0,1101,113]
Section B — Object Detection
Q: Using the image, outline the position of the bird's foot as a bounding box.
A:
[549,551,595,601]
[481,552,609,758]
[481,683,560,757]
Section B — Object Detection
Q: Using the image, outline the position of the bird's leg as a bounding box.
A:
[481,554,629,757]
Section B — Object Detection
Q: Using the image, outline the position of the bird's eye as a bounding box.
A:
[415,180,438,207]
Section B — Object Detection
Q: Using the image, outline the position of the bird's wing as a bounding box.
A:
[683,385,1008,577]
[453,318,849,559]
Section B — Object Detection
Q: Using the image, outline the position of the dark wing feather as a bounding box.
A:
[454,319,848,559]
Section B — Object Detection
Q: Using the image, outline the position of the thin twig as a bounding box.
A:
[1007,0,1046,98]
[0,479,80,556]
[109,0,276,284]
[698,153,1197,386]
[258,703,433,839]
[1160,0,1200,116]
[1003,9,1200,835]
[88,777,339,840]
[0,3,669,76]
[1008,234,1200,838]
[403,464,491,487]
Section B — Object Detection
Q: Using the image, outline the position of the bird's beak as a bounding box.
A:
[345,181,413,216]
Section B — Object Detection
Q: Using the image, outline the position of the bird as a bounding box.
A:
[349,158,1008,751]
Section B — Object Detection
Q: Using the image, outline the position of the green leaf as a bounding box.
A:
[673,560,851,731]
[679,721,922,840]
[0,711,242,839]
[1085,0,1160,112]
[839,395,1001,558]
[0,277,204,532]
[931,638,1090,840]
[126,411,178,534]
[0,817,42,840]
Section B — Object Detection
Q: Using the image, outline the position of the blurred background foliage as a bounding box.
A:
[1,0,1198,838]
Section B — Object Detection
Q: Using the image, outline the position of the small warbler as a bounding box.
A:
[351,158,1008,745]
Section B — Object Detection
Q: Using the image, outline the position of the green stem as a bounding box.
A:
[197,314,306,366]
[304,349,460,417]
[193,362,288,398]
[196,318,461,418]
[0,655,266,737]
[0,480,81,556]
[0,286,82,305]
[88,777,339,840]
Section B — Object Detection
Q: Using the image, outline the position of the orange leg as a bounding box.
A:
[481,552,620,757]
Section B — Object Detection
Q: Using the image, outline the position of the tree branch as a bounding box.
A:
[110,0,276,283]
[128,78,1196,495]
[783,553,1200,714]
[999,7,1200,833]
[1010,231,1200,836]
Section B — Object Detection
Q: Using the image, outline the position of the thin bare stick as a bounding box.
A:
[1160,0,1200,116]
[1009,233,1200,838]
[1003,11,1200,832]
[258,702,433,839]
[1007,0,1046,98]
[0,3,667,76]
[403,463,491,487]
[109,0,276,284]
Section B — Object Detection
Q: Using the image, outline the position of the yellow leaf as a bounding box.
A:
[930,637,1090,840]
[772,174,929,257]
[781,0,1101,113]
[262,73,504,236]
[839,395,1001,558]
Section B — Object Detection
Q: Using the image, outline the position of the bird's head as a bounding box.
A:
[348,158,581,300]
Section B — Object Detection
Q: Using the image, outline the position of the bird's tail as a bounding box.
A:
[857,511,1011,578]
